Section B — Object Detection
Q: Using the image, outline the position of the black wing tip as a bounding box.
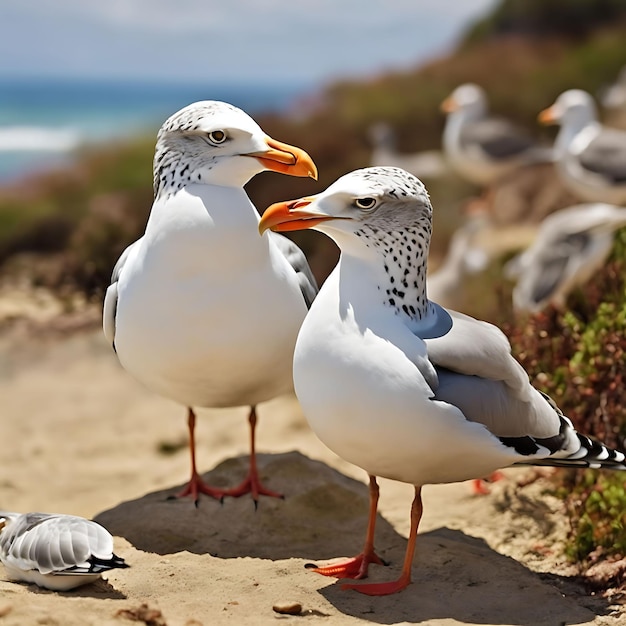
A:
[505,394,626,470]
[86,554,129,573]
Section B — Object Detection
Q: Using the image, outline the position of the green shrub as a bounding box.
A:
[505,230,626,565]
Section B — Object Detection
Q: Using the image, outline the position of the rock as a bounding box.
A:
[272,602,302,615]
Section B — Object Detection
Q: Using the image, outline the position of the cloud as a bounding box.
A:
[0,0,496,83]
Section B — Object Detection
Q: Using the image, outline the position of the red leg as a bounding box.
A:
[218,406,283,503]
[171,406,281,506]
[342,486,423,595]
[310,475,386,579]
[172,407,226,505]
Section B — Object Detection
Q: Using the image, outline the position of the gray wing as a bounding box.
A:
[507,204,626,311]
[424,310,565,439]
[0,512,127,575]
[269,231,318,309]
[460,118,537,159]
[423,309,625,468]
[521,231,592,308]
[579,130,626,183]
[103,239,141,348]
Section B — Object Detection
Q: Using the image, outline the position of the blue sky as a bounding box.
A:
[0,0,496,85]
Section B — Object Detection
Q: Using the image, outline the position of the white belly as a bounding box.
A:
[113,187,308,408]
[293,278,517,486]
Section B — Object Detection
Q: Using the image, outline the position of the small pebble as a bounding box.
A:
[272,602,302,615]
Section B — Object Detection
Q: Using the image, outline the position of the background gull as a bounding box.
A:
[0,511,127,591]
[441,83,552,187]
[505,202,626,313]
[104,100,318,506]
[539,89,626,204]
[259,166,626,596]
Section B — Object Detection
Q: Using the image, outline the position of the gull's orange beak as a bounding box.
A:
[538,105,558,125]
[440,96,457,114]
[259,197,335,234]
[248,137,318,179]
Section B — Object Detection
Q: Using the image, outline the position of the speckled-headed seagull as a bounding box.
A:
[104,101,318,505]
[259,166,626,595]
[539,89,626,204]
[0,511,127,591]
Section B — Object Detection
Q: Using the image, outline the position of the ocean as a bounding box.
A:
[0,76,311,182]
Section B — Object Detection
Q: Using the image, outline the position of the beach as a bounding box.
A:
[0,307,622,626]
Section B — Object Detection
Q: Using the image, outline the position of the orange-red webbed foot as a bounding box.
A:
[341,572,411,596]
[470,471,505,495]
[219,470,283,504]
[306,551,387,580]
[169,471,228,506]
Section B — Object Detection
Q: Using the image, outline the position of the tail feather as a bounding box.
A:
[515,391,626,471]
[530,431,626,470]
[517,426,626,470]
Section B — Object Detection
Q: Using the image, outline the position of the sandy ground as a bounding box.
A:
[0,318,624,626]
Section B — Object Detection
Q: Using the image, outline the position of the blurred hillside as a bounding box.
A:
[1,0,626,298]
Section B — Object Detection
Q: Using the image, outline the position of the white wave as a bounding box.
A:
[0,126,82,152]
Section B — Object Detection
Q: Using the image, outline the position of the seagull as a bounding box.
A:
[259,166,626,596]
[442,83,552,186]
[0,511,127,591]
[539,89,626,204]
[505,202,626,313]
[104,101,318,505]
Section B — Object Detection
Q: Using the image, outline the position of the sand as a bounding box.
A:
[0,319,623,626]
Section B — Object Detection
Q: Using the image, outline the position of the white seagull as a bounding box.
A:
[0,511,127,591]
[104,101,318,505]
[259,166,626,596]
[539,89,626,204]
[441,83,551,187]
[505,202,626,313]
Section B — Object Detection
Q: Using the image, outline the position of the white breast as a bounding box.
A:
[114,185,308,408]
[293,268,518,486]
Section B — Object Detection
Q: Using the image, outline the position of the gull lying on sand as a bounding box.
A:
[0,511,127,591]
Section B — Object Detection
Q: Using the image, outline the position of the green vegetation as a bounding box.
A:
[505,231,626,566]
[0,137,155,293]
[558,471,626,563]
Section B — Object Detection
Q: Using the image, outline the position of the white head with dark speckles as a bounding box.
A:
[260,166,436,322]
[153,100,317,200]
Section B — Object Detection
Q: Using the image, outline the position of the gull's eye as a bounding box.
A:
[207,130,227,144]
[354,197,377,210]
